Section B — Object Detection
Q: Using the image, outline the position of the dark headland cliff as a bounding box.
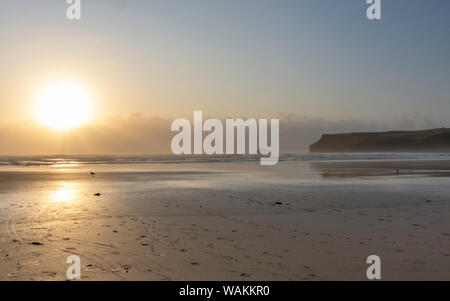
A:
[309,128,450,153]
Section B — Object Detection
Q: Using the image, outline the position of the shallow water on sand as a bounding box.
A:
[0,160,449,280]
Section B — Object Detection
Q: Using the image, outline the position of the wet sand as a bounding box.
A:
[0,160,450,280]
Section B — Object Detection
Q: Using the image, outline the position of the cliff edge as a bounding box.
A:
[309,128,450,153]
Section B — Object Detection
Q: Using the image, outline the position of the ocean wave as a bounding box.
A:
[0,153,449,167]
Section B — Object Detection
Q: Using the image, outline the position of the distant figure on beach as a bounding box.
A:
[90,171,96,176]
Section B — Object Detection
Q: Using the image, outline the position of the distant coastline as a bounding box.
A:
[309,128,450,153]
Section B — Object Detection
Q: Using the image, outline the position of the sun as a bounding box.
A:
[35,82,93,130]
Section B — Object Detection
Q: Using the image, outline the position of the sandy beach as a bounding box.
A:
[1,159,450,281]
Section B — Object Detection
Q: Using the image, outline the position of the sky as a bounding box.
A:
[0,0,449,154]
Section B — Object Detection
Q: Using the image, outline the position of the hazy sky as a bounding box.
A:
[0,0,449,154]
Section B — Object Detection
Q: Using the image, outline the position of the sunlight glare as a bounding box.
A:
[35,82,93,130]
[49,183,79,203]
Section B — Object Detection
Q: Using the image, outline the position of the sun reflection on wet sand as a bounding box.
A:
[49,182,79,203]
[53,164,79,168]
